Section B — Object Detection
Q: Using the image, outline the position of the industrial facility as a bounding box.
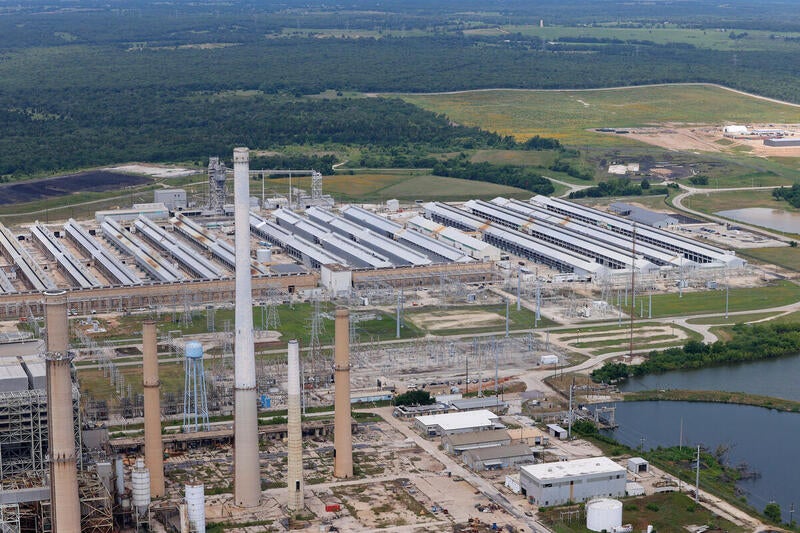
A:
[0,146,763,532]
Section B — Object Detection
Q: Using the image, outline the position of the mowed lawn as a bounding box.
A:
[401,85,800,146]
[620,280,800,318]
[268,172,530,201]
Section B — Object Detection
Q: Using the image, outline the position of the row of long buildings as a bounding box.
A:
[424,196,744,279]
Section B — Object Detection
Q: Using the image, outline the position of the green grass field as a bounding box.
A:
[617,280,800,318]
[402,85,800,146]
[686,311,779,325]
[739,247,800,271]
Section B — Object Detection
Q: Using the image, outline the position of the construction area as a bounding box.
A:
[0,147,778,533]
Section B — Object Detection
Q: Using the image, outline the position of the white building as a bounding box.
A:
[519,457,626,506]
[414,409,502,437]
[154,188,187,210]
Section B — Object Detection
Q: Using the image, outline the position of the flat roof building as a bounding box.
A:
[520,457,626,506]
[414,409,502,437]
[442,430,512,455]
[463,444,533,471]
[449,397,508,414]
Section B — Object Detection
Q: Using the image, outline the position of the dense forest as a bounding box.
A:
[432,157,555,195]
[2,1,800,177]
[590,322,800,383]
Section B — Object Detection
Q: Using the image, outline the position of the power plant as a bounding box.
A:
[0,144,763,532]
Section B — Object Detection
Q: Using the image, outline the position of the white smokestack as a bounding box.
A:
[286,340,303,511]
[232,147,261,507]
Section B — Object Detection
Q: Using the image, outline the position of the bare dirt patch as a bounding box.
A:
[407,310,504,331]
[332,479,437,529]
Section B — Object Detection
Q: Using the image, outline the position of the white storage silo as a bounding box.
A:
[586,498,623,532]
[185,482,206,533]
[131,458,151,517]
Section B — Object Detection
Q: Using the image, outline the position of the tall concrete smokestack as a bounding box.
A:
[333,308,353,478]
[44,290,81,532]
[286,340,303,511]
[233,147,261,507]
[142,319,165,498]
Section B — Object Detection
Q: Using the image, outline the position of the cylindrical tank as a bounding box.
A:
[586,498,623,532]
[115,457,125,497]
[185,341,203,359]
[185,483,205,533]
[256,248,272,263]
[132,458,151,515]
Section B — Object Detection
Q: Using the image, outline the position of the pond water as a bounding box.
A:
[620,353,800,401]
[605,401,800,517]
[715,207,800,233]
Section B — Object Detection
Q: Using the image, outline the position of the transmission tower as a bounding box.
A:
[263,289,282,330]
[311,171,323,201]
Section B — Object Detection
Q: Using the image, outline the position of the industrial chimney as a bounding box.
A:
[142,319,165,497]
[233,147,261,507]
[286,340,303,511]
[333,308,353,478]
[44,290,81,532]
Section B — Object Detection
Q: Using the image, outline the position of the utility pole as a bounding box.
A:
[695,445,701,503]
[517,266,522,312]
[725,268,729,319]
[567,378,574,439]
[505,298,510,338]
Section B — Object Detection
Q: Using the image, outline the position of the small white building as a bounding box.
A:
[320,264,352,297]
[414,409,502,437]
[723,124,748,135]
[520,457,626,507]
[546,424,568,440]
[386,199,400,213]
[505,473,522,494]
[540,354,559,366]
[627,457,649,474]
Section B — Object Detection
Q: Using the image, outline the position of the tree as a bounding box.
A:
[764,502,782,523]
[394,390,434,406]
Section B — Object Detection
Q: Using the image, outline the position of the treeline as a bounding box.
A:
[549,156,594,180]
[590,322,800,383]
[432,157,555,195]
[0,96,509,177]
[772,183,800,208]
[569,178,670,199]
[250,154,338,176]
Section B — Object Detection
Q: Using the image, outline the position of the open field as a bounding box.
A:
[739,247,800,271]
[270,171,531,201]
[401,85,800,147]
[404,304,557,336]
[687,188,799,213]
[615,280,800,318]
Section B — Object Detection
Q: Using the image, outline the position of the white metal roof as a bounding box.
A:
[415,409,499,431]
[521,456,624,481]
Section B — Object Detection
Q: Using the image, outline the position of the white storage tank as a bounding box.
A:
[256,248,272,263]
[387,199,400,212]
[131,458,151,516]
[185,482,206,533]
[586,498,623,532]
